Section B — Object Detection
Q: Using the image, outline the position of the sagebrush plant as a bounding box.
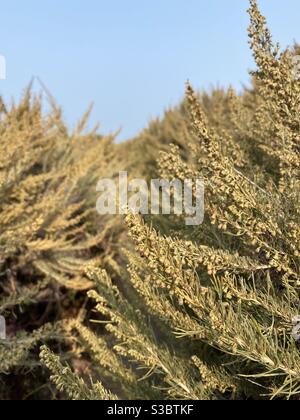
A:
[41,1,300,400]
[2,0,299,400]
[0,87,127,398]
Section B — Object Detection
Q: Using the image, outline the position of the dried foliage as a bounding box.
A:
[1,0,300,400]
[0,89,125,398]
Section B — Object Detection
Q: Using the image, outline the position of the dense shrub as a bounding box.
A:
[40,1,300,400]
[0,89,125,398]
[1,0,300,400]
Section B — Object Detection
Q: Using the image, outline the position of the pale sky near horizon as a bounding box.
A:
[0,0,299,141]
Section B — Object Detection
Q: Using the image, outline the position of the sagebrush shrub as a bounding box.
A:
[41,0,300,400]
[0,89,125,398]
[1,0,299,400]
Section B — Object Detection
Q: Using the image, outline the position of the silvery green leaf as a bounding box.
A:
[0,316,6,340]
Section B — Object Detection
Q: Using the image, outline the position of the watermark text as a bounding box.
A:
[96,172,204,226]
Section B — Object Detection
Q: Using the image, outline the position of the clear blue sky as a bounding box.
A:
[0,0,299,140]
